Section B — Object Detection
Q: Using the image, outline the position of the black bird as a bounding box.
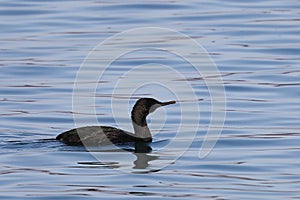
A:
[56,98,176,146]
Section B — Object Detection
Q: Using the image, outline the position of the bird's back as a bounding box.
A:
[56,126,136,146]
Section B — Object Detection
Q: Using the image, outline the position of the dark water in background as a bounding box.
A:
[1,0,300,199]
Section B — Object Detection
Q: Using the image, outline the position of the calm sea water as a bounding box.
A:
[1,0,300,199]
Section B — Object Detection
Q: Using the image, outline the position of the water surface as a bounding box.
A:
[1,0,300,199]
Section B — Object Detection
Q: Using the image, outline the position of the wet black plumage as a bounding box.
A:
[56,98,175,146]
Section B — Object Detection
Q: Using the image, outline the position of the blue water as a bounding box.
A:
[1,0,300,199]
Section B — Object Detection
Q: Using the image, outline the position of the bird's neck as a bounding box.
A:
[131,113,152,142]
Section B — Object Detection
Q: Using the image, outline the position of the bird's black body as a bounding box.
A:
[56,126,139,146]
[56,98,175,146]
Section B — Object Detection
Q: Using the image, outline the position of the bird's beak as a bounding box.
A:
[160,100,176,106]
[149,100,176,113]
